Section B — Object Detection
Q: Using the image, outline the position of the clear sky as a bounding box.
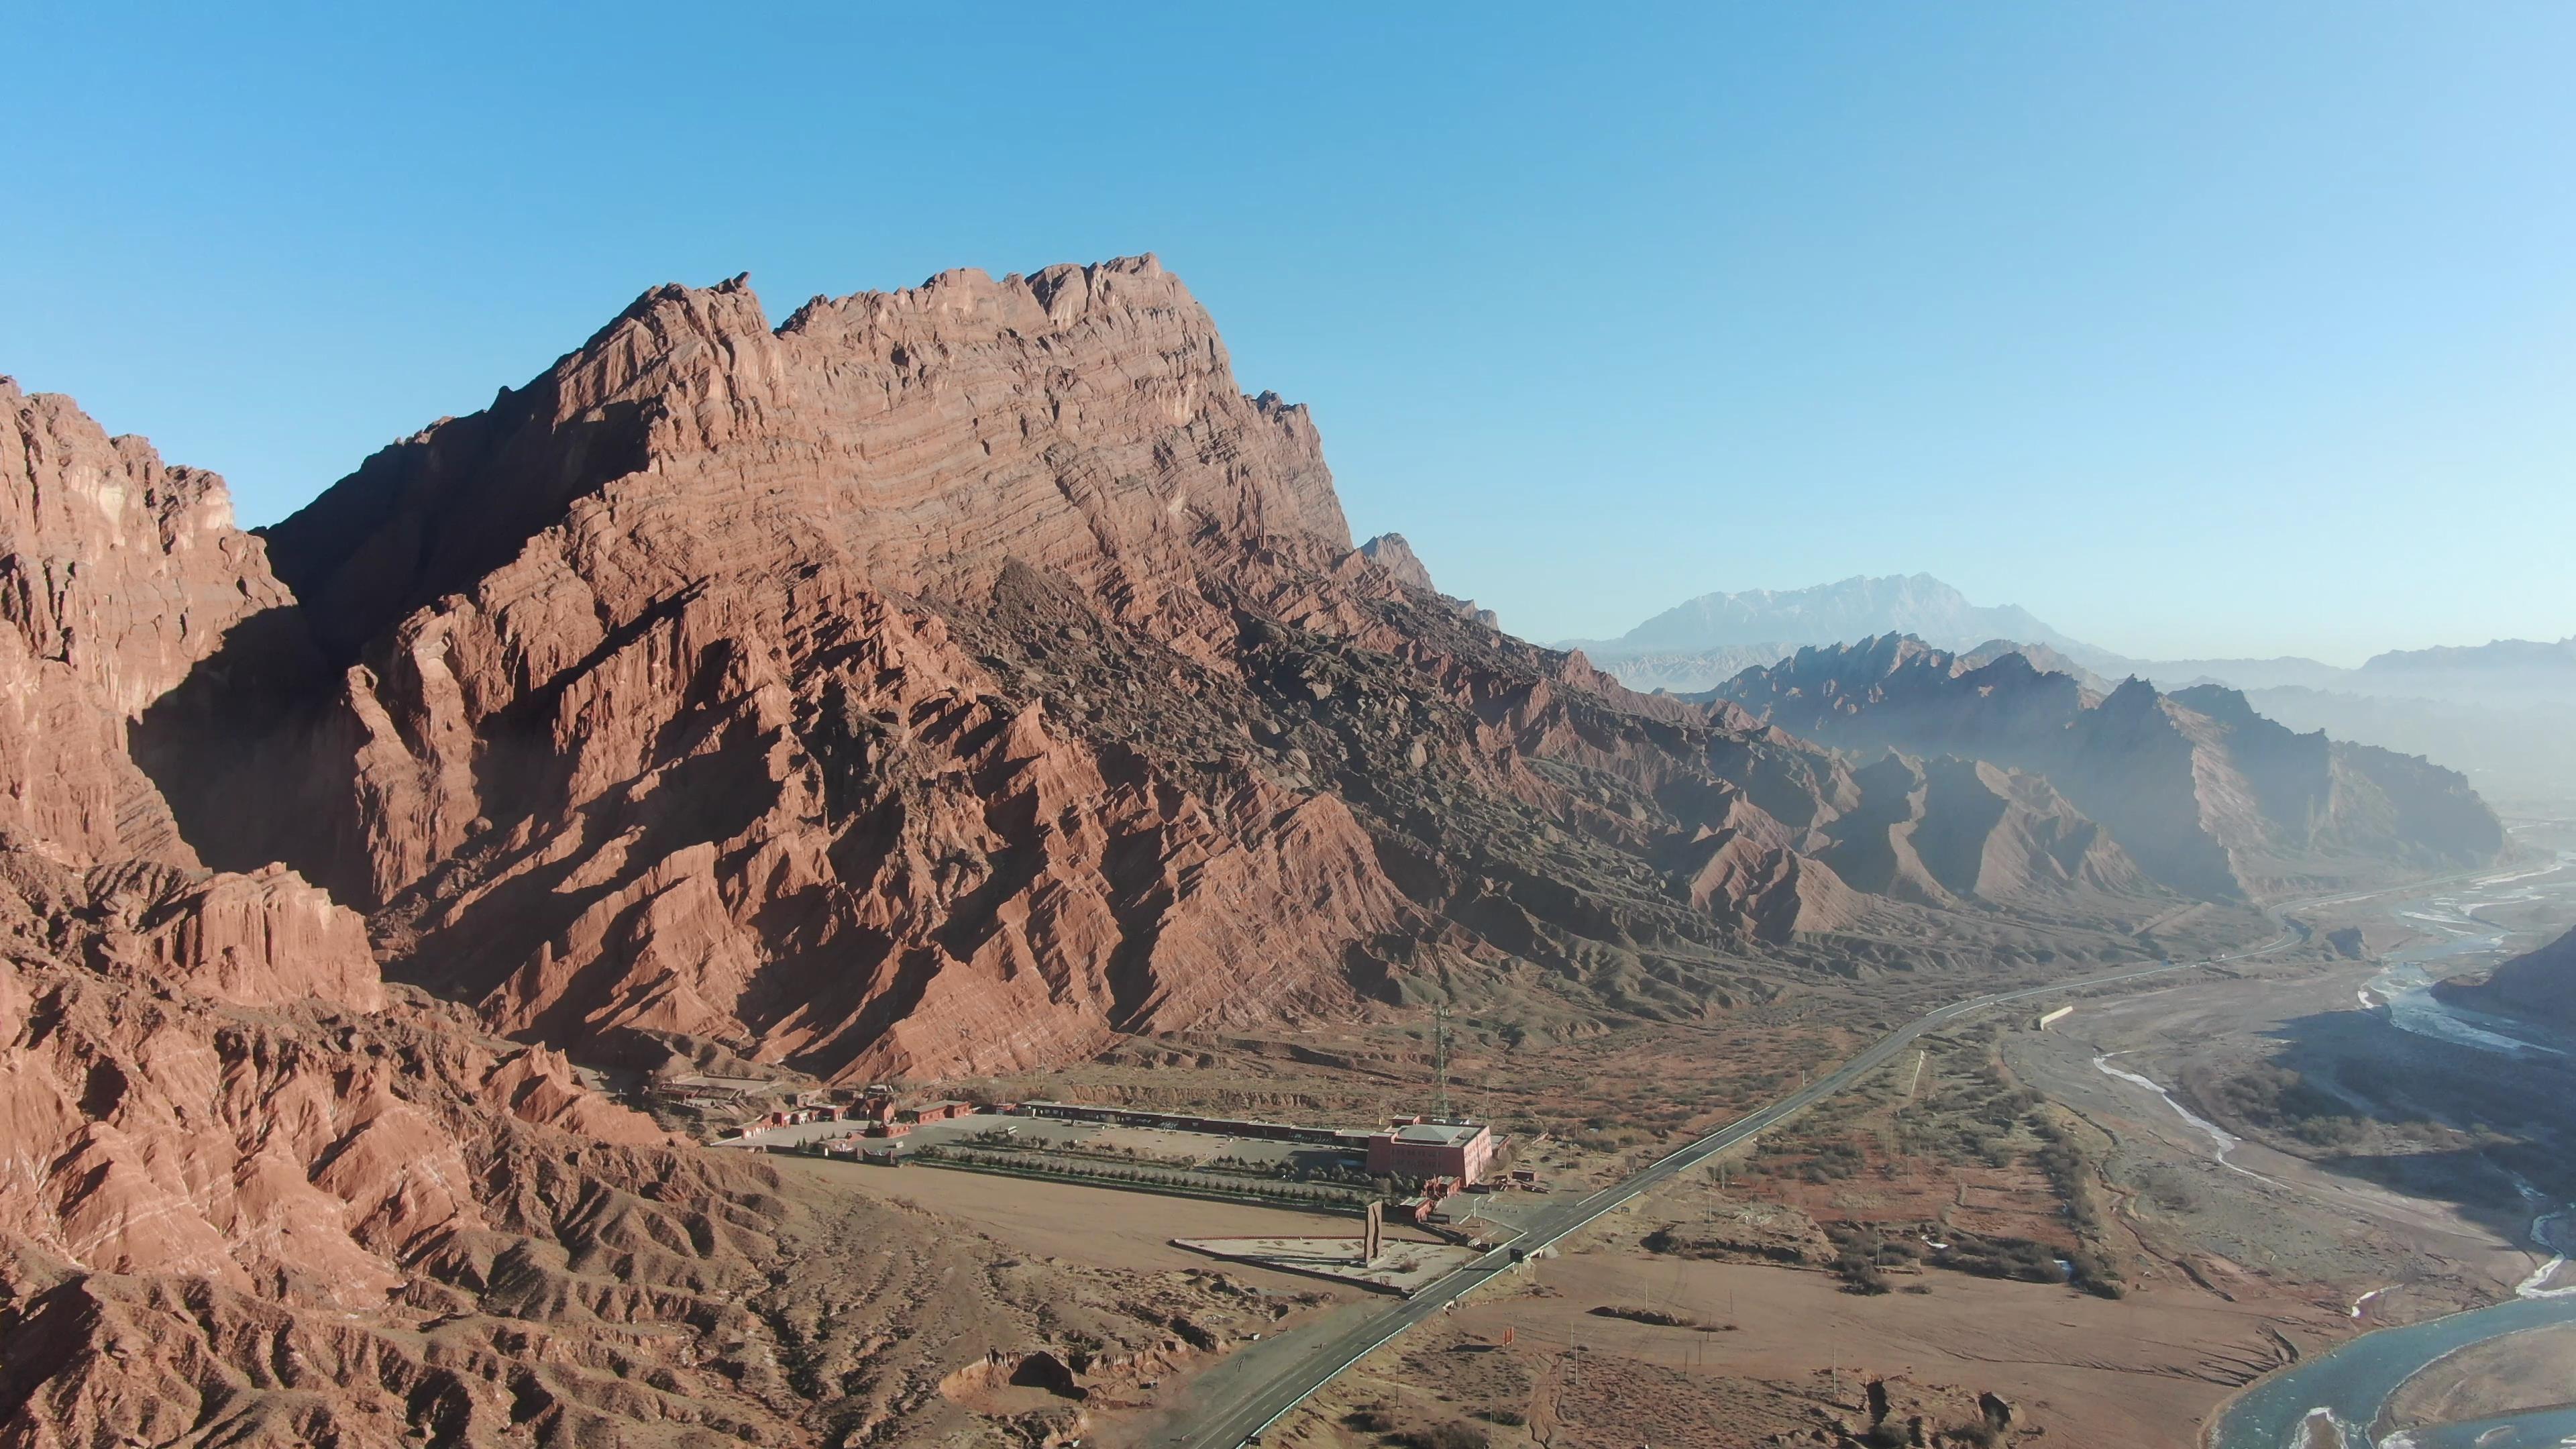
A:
[7,5,2572,664]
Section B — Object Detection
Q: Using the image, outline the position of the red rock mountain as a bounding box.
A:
[0,374,1320,1447]
[1,258,2512,1442]
[1707,635,2505,901]
[1815,753,2159,912]
[48,261,2500,1103]
[151,257,2133,1085]
[0,380,297,869]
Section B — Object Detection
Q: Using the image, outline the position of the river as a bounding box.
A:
[2208,849,2576,1449]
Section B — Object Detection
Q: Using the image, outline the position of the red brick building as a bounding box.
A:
[1364,1120,1496,1185]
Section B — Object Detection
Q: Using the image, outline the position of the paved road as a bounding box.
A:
[1158,873,2498,1448]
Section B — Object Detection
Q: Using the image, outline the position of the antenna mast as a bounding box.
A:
[1434,1004,1453,1120]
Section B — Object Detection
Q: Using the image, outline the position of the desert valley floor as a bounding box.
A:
[667,813,2576,1449]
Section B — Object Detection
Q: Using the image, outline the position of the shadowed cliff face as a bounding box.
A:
[1707,635,2506,901]
[1817,752,2159,913]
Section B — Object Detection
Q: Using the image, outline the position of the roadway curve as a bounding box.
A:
[1162,874,2496,1448]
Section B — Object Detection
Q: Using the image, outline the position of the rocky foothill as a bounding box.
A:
[0,256,2507,1443]
[2436,924,2576,1028]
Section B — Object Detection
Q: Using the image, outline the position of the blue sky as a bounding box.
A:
[7,5,2572,663]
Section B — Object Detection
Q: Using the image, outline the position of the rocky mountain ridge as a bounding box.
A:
[1703,635,2505,902]
[106,262,1829,1085]
[111,258,2267,1091]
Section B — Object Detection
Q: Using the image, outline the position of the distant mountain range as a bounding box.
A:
[1564,574,2092,659]
[1573,574,2576,802]
[1701,635,2506,902]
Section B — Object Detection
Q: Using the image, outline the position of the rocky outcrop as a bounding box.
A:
[1358,531,1498,629]
[1357,533,1436,592]
[264,260,1350,665]
[0,831,1287,1448]
[0,840,653,1305]
[1707,635,2504,900]
[0,385,794,1444]
[1817,753,2161,912]
[0,378,297,869]
[1955,639,2112,693]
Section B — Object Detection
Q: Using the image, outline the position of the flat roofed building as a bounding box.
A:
[1365,1120,1496,1185]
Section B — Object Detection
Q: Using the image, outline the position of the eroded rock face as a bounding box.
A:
[1817,753,2160,913]
[1709,635,2504,900]
[0,857,1263,1448]
[264,260,1348,667]
[0,389,793,1444]
[0,379,297,869]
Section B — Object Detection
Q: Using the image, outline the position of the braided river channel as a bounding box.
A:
[2210,850,2576,1449]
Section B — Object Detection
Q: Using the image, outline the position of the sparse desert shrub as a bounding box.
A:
[1839,1259,1892,1295]
[2138,1165,2202,1213]
[1830,1230,1895,1294]
[2210,1063,2367,1146]
[1472,1407,1526,1426]
[1929,1233,2064,1285]
[1345,1407,1396,1433]
[1589,1304,1699,1328]
[2067,1246,2125,1298]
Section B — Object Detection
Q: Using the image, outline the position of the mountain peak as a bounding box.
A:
[264,257,1354,664]
[1358,532,1438,592]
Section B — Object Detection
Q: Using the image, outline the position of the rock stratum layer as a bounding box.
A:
[1706,635,2505,902]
